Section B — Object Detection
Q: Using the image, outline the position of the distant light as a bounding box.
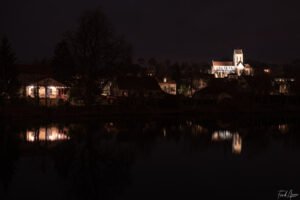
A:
[212,130,233,141]
[278,124,289,134]
[25,127,69,142]
[163,128,167,137]
[163,77,167,83]
[232,134,242,154]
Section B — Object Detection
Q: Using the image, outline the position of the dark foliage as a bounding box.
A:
[0,36,19,102]
[52,8,132,105]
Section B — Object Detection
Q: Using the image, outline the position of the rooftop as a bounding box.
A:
[234,49,243,54]
[212,61,234,66]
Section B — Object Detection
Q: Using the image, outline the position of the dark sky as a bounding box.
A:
[1,0,300,63]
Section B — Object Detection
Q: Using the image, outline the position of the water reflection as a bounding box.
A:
[162,128,167,137]
[211,130,242,154]
[191,124,207,135]
[232,134,242,154]
[25,126,70,142]
[212,130,234,141]
[278,124,289,134]
[0,119,299,200]
[104,122,119,134]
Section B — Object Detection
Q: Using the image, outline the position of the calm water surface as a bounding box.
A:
[0,118,299,199]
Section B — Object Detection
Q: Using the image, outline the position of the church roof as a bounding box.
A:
[212,61,233,66]
[234,49,243,54]
[36,78,67,87]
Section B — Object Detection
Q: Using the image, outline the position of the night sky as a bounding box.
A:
[1,0,300,63]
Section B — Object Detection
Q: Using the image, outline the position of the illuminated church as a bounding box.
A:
[211,49,252,78]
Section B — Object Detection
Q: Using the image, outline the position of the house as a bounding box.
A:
[158,77,177,95]
[177,73,214,97]
[243,64,254,76]
[110,76,164,98]
[16,64,69,105]
[191,73,214,91]
[26,126,69,142]
[271,77,296,95]
[20,77,69,106]
[211,49,253,78]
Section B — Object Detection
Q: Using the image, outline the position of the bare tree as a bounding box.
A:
[53,8,132,105]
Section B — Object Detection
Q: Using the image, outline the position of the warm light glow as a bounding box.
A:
[26,131,35,142]
[192,124,206,135]
[186,121,192,127]
[232,134,242,154]
[104,122,119,133]
[159,81,177,95]
[25,126,69,142]
[26,85,35,97]
[163,128,167,137]
[212,130,242,155]
[212,130,233,141]
[211,49,251,78]
[278,124,289,134]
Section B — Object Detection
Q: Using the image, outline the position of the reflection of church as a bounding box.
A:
[211,49,253,78]
[211,130,242,154]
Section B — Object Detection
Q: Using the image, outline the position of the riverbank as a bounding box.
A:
[1,104,300,121]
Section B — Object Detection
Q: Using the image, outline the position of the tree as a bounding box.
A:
[0,37,18,101]
[53,8,132,105]
[137,57,146,66]
[52,37,75,83]
[148,57,158,67]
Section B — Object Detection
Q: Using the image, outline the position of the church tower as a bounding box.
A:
[233,49,243,67]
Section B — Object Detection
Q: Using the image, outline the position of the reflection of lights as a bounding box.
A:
[278,124,289,134]
[104,122,118,133]
[26,131,35,142]
[212,130,242,155]
[232,134,242,154]
[192,124,206,135]
[163,128,167,137]
[26,127,69,142]
[48,132,69,141]
[212,130,233,141]
[186,121,192,127]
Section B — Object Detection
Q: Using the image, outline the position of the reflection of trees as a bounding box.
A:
[1,118,299,199]
[0,122,20,193]
[237,121,285,158]
[52,123,137,200]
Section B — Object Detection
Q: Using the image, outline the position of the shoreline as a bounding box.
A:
[1,105,300,121]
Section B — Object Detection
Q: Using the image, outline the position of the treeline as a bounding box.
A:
[0,36,19,103]
[0,8,133,106]
[2,8,300,106]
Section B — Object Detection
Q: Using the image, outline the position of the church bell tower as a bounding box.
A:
[233,49,244,67]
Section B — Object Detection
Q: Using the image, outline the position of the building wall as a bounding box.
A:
[233,53,243,66]
[212,65,236,78]
[159,82,177,95]
[26,126,69,142]
[25,86,66,99]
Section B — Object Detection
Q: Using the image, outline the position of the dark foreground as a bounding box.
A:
[0,117,299,200]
